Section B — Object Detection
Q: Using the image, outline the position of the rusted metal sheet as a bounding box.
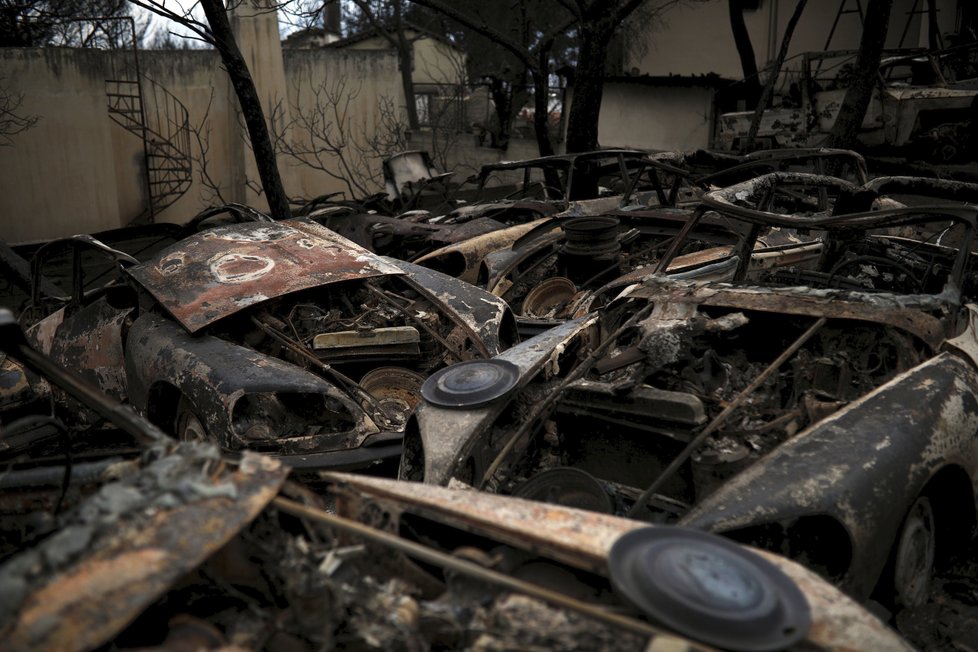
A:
[0,356,39,412]
[25,307,65,356]
[883,87,977,145]
[127,218,404,333]
[125,313,379,456]
[48,298,132,405]
[666,245,734,270]
[0,447,288,652]
[864,176,978,204]
[390,258,514,357]
[331,471,649,570]
[326,472,913,652]
[947,305,978,368]
[312,326,421,353]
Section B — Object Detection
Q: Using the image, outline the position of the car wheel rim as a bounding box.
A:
[177,410,207,442]
[893,496,935,608]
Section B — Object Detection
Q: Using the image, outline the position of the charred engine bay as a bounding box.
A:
[218,278,474,370]
[497,311,927,515]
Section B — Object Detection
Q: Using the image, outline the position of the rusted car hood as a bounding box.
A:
[127,219,404,333]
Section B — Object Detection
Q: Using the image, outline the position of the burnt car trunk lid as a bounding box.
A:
[127,219,404,333]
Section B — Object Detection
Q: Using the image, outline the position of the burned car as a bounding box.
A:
[315,150,667,275]
[25,218,516,471]
[0,309,912,651]
[717,47,978,160]
[0,450,913,651]
[403,171,978,608]
[411,150,699,284]
[477,149,868,334]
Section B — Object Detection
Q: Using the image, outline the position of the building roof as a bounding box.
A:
[324,23,462,52]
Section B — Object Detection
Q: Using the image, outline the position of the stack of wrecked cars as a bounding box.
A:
[0,308,912,651]
[405,170,978,614]
[312,149,679,270]
[7,147,975,648]
[478,148,869,334]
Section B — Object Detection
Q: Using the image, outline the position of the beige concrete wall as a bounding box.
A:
[283,48,405,202]
[629,0,957,80]
[337,33,466,87]
[0,48,131,242]
[137,50,235,224]
[413,37,466,87]
[597,83,715,151]
[232,1,294,210]
[0,30,404,241]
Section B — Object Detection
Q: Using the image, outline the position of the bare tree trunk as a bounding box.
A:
[398,37,421,132]
[531,68,555,156]
[729,0,762,109]
[925,0,939,50]
[200,0,291,219]
[745,0,808,150]
[827,0,893,150]
[531,40,555,156]
[393,1,420,132]
[565,24,611,153]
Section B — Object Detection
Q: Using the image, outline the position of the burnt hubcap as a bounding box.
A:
[894,496,936,608]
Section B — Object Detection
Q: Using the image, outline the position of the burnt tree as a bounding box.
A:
[728,0,761,110]
[408,0,571,157]
[349,0,421,132]
[826,0,894,150]
[129,0,291,220]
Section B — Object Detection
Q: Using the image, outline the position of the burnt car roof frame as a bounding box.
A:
[29,234,140,315]
[657,172,978,301]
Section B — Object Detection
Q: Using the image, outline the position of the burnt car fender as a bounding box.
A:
[405,315,597,484]
[384,257,517,355]
[124,313,374,449]
[681,351,978,599]
[411,220,551,285]
[48,296,134,405]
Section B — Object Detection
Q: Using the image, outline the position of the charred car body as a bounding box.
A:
[315,150,672,275]
[26,218,515,470]
[718,47,978,161]
[0,311,909,651]
[404,171,978,607]
[476,149,866,335]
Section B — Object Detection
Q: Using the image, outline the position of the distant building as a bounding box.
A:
[287,24,467,130]
[580,0,972,151]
